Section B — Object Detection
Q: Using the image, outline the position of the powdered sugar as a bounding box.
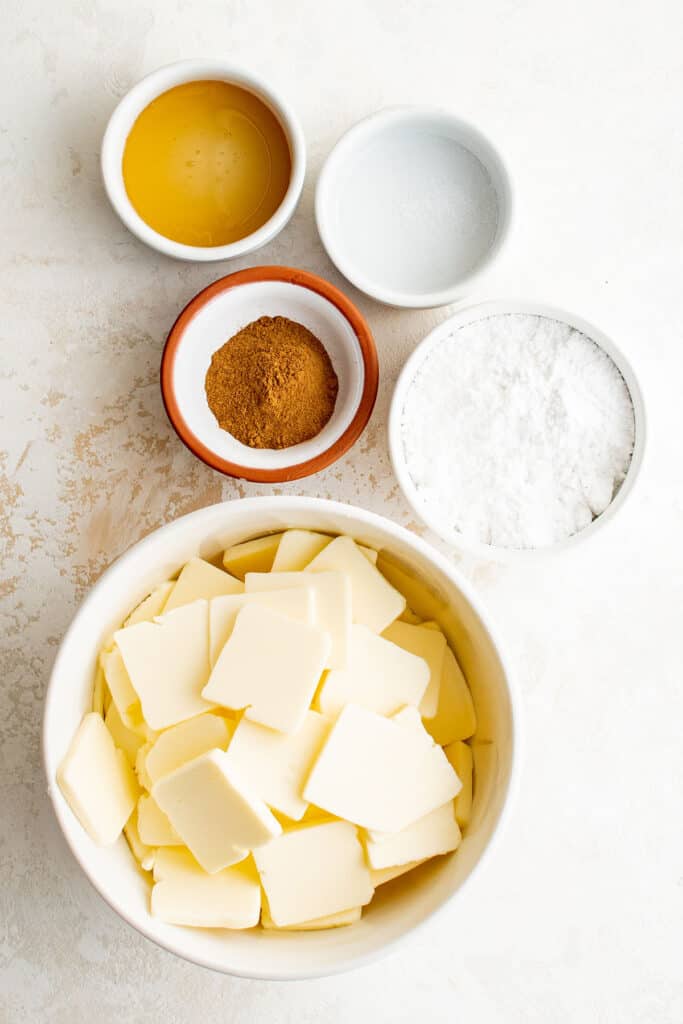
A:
[400,314,636,549]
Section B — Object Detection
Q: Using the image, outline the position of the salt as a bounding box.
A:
[400,314,636,549]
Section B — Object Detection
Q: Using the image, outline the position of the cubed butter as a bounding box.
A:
[209,586,315,666]
[445,740,474,829]
[382,621,446,718]
[124,581,174,626]
[304,703,461,832]
[254,820,373,927]
[202,604,330,734]
[306,536,405,633]
[261,904,361,930]
[223,710,329,820]
[91,665,106,715]
[222,534,282,579]
[114,600,212,731]
[364,801,461,869]
[57,713,138,846]
[317,623,429,717]
[137,793,181,846]
[152,749,281,873]
[245,570,350,670]
[151,847,261,929]
[424,644,476,744]
[100,647,139,725]
[164,557,243,613]
[123,806,155,872]
[144,713,233,786]
[271,529,333,571]
[370,860,427,886]
[105,699,145,766]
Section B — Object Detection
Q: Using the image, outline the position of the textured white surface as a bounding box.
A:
[2,0,683,1021]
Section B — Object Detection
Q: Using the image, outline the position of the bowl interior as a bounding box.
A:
[102,61,304,261]
[317,109,511,305]
[43,498,516,979]
[164,280,366,474]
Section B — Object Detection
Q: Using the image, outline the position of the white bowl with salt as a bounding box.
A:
[389,301,645,560]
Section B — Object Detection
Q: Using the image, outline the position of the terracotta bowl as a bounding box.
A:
[161,267,378,482]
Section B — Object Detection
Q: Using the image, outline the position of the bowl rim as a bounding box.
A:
[160,266,379,482]
[100,59,306,262]
[388,298,647,562]
[42,495,521,979]
[315,105,513,309]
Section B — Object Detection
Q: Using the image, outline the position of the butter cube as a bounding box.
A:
[105,699,145,766]
[209,587,314,665]
[123,806,155,872]
[100,647,139,725]
[364,801,461,869]
[144,713,233,786]
[424,644,476,744]
[164,557,243,613]
[370,860,426,886]
[137,793,180,846]
[222,534,282,579]
[202,604,331,734]
[152,749,281,873]
[271,529,333,571]
[382,621,446,718]
[91,665,106,715]
[261,904,361,930]
[124,581,174,626]
[115,600,212,731]
[317,623,429,717]
[57,713,138,846]
[254,820,373,927]
[151,848,260,929]
[306,536,405,633]
[304,703,460,832]
[245,570,350,670]
[223,711,329,820]
[445,740,474,829]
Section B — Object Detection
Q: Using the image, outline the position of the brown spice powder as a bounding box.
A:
[205,316,339,449]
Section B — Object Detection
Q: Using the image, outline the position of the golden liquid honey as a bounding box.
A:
[122,80,291,247]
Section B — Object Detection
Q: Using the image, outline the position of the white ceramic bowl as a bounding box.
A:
[160,267,378,482]
[316,107,512,308]
[43,497,519,979]
[101,60,306,261]
[389,300,647,562]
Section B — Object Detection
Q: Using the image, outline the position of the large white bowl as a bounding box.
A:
[43,497,519,979]
[101,60,306,262]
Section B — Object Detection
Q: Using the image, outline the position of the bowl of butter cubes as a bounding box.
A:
[43,495,519,979]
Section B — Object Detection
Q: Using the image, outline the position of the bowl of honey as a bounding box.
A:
[101,60,305,261]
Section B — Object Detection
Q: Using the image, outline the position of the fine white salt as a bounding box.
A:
[400,314,636,549]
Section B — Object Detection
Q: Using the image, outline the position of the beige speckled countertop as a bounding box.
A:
[3,1,683,1021]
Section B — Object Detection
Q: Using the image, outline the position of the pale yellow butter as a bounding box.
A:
[445,740,474,829]
[254,820,373,927]
[152,749,280,873]
[151,847,261,929]
[261,904,361,930]
[164,557,243,612]
[124,581,174,626]
[144,712,233,786]
[202,604,330,733]
[137,793,181,846]
[306,536,405,633]
[383,620,446,718]
[57,713,138,846]
[364,801,461,869]
[222,534,282,579]
[209,587,315,665]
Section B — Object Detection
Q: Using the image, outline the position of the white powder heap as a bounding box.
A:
[400,314,636,549]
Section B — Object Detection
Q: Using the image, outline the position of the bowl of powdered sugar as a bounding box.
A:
[389,301,645,557]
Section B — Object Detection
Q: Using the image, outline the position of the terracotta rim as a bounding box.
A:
[160,266,379,482]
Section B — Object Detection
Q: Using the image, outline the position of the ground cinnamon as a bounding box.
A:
[205,316,339,449]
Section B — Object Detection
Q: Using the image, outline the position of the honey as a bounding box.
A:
[122,80,291,247]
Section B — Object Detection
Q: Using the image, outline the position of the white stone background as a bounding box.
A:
[2,0,682,1020]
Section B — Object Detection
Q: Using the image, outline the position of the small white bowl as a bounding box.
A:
[101,60,306,262]
[43,496,519,979]
[316,107,512,308]
[389,300,646,562]
[161,266,378,482]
